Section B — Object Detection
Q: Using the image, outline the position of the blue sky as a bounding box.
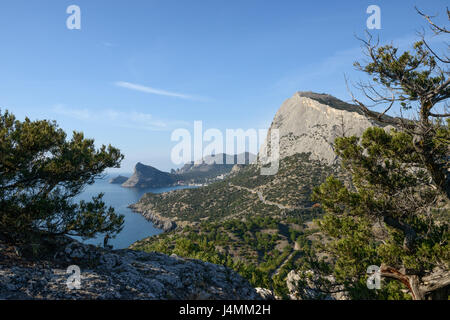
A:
[0,0,448,172]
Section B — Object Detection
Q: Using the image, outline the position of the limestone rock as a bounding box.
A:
[255,287,276,300]
[259,92,395,165]
[128,204,177,232]
[0,238,259,300]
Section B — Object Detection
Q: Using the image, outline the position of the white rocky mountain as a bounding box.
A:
[259,91,394,165]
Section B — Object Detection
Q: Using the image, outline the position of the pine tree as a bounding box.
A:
[311,8,449,300]
[0,110,124,245]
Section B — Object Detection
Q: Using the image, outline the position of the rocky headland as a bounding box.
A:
[121,162,177,188]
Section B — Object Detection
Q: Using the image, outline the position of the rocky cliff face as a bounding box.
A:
[122,162,176,188]
[129,202,177,232]
[0,237,260,300]
[174,153,256,183]
[259,92,394,165]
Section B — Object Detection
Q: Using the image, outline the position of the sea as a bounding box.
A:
[73,174,197,249]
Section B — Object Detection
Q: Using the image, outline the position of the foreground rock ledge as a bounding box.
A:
[0,238,260,300]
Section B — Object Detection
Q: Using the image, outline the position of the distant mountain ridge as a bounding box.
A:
[176,152,256,173]
[174,152,256,183]
[117,152,256,188]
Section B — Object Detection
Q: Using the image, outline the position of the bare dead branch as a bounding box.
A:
[429,112,450,117]
[415,6,450,34]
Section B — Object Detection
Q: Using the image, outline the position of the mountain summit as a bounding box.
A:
[122,163,176,188]
[260,92,394,164]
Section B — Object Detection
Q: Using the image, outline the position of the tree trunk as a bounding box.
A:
[420,267,450,299]
[380,264,450,300]
[380,265,424,300]
[415,103,450,200]
[382,216,417,252]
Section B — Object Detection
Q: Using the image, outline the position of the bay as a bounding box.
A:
[73,174,197,249]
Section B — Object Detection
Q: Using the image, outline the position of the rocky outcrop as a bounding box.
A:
[230,164,244,174]
[255,287,277,300]
[128,203,176,232]
[259,92,395,165]
[0,238,260,300]
[122,162,176,188]
[109,175,129,184]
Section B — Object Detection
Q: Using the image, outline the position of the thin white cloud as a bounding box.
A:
[115,81,208,101]
[52,105,188,131]
[53,104,92,120]
[101,41,117,47]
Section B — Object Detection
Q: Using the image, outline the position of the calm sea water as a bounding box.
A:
[73,174,196,249]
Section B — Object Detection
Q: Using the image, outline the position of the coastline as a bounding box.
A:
[128,202,177,232]
[125,184,202,236]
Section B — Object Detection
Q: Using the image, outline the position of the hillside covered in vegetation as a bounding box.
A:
[130,152,341,296]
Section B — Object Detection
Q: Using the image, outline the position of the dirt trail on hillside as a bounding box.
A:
[228,183,306,211]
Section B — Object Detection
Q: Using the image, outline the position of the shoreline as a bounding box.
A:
[128,203,177,233]
[126,184,202,235]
